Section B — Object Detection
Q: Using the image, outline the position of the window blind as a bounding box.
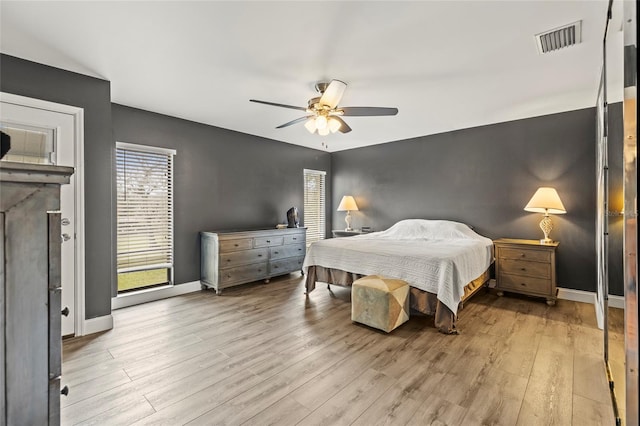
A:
[116,144,174,274]
[304,169,326,246]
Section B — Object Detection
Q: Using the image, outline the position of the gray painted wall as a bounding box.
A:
[331,107,622,294]
[112,104,331,286]
[1,54,115,319]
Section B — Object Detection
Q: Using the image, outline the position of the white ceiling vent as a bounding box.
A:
[535,21,582,54]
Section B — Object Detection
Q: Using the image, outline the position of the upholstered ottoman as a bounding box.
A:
[351,275,410,333]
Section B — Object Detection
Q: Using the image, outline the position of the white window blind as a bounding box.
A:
[304,169,326,246]
[116,143,175,278]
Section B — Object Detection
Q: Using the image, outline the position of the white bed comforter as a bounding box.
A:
[303,219,493,315]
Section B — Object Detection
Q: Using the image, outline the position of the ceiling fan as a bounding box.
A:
[250,79,398,135]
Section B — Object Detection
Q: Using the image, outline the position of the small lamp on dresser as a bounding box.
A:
[337,195,359,231]
[524,187,566,244]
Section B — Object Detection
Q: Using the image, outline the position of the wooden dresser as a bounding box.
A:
[1,162,73,425]
[201,227,306,294]
[494,238,559,306]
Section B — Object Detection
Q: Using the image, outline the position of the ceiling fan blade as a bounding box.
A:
[250,99,307,111]
[331,116,352,133]
[319,79,347,109]
[340,106,399,116]
[276,116,311,129]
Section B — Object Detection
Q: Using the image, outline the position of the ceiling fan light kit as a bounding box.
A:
[250,79,398,136]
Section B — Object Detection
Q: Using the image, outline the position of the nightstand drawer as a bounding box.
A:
[499,274,551,295]
[499,247,550,263]
[500,259,551,279]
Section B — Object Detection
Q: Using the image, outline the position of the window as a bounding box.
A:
[304,169,326,247]
[116,142,176,293]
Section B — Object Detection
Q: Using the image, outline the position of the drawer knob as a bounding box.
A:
[520,282,526,286]
[258,254,263,257]
[266,240,271,243]
[258,269,262,272]
[61,307,69,317]
[520,268,526,271]
[298,248,302,251]
[274,251,279,254]
[227,259,231,262]
[61,385,69,396]
[293,237,297,240]
[234,244,239,247]
[274,265,279,269]
[226,274,231,278]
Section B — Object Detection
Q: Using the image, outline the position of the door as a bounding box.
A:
[1,102,77,336]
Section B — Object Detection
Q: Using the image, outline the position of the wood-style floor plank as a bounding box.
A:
[61,276,618,425]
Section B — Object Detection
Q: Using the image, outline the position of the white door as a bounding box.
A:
[1,101,78,336]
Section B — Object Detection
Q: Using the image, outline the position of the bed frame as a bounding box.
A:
[305,266,491,334]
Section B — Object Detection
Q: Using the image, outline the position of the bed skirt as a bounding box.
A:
[305,266,490,334]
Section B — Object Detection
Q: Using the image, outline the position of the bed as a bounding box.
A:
[303,219,494,333]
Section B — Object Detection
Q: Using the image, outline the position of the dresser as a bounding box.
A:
[494,238,559,306]
[1,162,73,425]
[201,227,306,294]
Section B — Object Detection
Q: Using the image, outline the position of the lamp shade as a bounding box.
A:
[524,187,566,214]
[337,195,359,211]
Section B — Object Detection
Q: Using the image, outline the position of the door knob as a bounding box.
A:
[62,233,71,242]
[61,307,69,317]
[61,385,69,396]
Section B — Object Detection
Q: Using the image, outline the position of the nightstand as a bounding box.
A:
[494,238,559,306]
[332,230,364,238]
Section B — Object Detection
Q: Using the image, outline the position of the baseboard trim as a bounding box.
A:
[83,314,114,335]
[111,280,202,310]
[556,287,625,309]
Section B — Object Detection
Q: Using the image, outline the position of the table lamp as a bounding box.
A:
[337,195,359,231]
[524,187,566,244]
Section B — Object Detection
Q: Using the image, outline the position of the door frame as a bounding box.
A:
[1,92,86,336]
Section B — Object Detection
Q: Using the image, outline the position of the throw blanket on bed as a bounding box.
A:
[303,219,493,315]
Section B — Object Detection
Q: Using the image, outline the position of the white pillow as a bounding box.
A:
[376,219,480,240]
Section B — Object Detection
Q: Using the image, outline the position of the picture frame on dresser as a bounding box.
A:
[493,238,559,306]
[200,227,307,294]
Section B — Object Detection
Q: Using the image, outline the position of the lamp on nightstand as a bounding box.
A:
[337,195,359,231]
[524,187,566,244]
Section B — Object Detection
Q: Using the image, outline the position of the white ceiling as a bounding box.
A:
[0,1,624,152]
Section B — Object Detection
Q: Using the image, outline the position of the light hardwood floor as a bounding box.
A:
[62,275,617,425]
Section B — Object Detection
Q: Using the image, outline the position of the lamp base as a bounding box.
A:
[539,238,554,245]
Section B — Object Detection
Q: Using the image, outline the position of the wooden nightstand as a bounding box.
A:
[332,230,364,238]
[494,238,559,306]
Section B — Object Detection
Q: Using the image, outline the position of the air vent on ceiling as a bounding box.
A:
[535,20,582,54]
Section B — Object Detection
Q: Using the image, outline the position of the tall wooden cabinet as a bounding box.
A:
[1,162,73,425]
[201,227,306,294]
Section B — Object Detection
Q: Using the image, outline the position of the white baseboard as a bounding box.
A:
[557,287,625,309]
[111,280,202,310]
[82,314,114,335]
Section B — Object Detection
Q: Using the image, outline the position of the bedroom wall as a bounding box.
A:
[112,104,331,287]
[0,54,115,319]
[331,106,623,295]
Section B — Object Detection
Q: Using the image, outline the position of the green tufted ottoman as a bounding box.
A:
[351,275,410,333]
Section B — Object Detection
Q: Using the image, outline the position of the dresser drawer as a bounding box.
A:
[254,236,284,248]
[220,238,253,252]
[498,274,551,295]
[499,258,550,279]
[270,243,305,260]
[270,256,305,275]
[284,234,305,245]
[219,262,268,285]
[499,247,550,263]
[219,248,268,268]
